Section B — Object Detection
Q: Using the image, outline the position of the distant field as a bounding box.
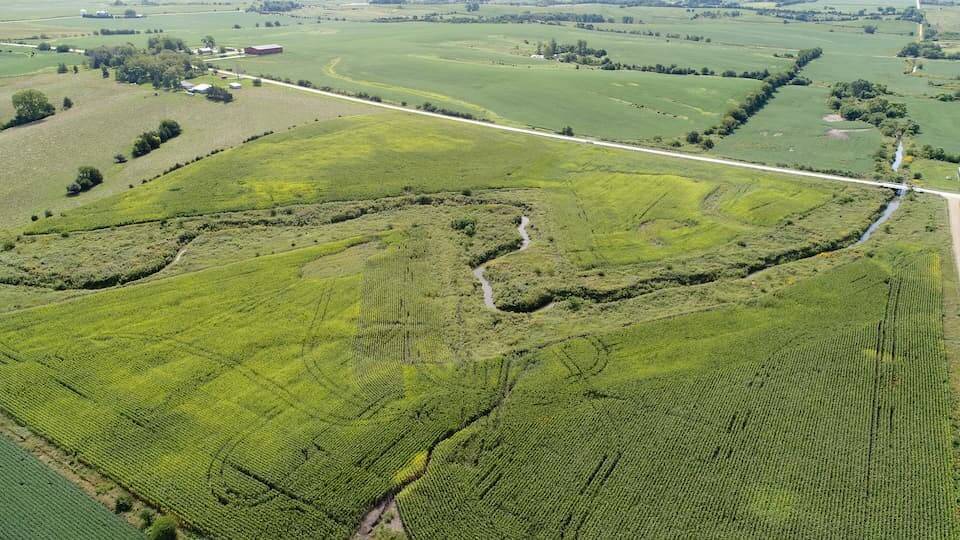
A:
[0,0,243,21]
[1,1,940,156]
[909,157,960,192]
[714,85,882,175]
[0,70,377,229]
[0,47,85,77]
[900,95,960,154]
[0,435,141,539]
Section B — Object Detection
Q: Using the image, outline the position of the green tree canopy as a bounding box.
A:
[10,89,55,125]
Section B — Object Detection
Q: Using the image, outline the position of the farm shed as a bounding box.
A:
[244,44,283,55]
[191,83,212,94]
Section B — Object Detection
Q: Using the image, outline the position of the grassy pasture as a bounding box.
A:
[0,48,85,77]
[908,158,960,192]
[30,112,877,262]
[0,434,142,539]
[0,70,377,229]
[899,95,960,154]
[714,85,882,175]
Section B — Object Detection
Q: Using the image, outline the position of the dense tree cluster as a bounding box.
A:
[247,0,303,11]
[117,51,201,88]
[205,86,234,103]
[898,41,960,60]
[132,119,183,157]
[147,35,188,53]
[2,89,55,129]
[379,12,611,23]
[66,166,103,195]
[828,79,919,137]
[916,144,960,163]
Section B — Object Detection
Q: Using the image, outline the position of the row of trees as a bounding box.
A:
[712,47,823,136]
[36,43,72,52]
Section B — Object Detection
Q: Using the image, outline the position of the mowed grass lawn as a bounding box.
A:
[714,85,882,175]
[0,70,379,228]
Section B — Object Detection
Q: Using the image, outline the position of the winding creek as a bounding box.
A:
[473,140,907,308]
[473,216,530,311]
[857,140,906,245]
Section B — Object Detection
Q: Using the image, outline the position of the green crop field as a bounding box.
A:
[714,85,882,175]
[1,0,951,178]
[0,434,142,539]
[1,107,958,538]
[1,0,959,538]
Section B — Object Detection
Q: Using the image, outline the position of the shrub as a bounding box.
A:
[36,42,51,51]
[114,153,128,163]
[67,166,104,195]
[157,119,182,142]
[451,216,477,236]
[132,136,152,157]
[205,86,233,103]
[114,494,133,514]
[56,63,68,74]
[252,78,262,87]
[62,96,73,110]
[685,131,701,144]
[147,515,177,540]
[55,44,70,53]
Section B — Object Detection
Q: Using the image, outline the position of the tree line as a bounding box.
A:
[710,47,822,137]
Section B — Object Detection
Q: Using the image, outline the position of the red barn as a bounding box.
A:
[244,44,283,55]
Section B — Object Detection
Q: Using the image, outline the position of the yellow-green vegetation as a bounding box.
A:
[0,109,956,538]
[0,70,377,228]
[0,1,958,537]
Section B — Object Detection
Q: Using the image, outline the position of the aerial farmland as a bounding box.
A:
[0,0,959,538]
